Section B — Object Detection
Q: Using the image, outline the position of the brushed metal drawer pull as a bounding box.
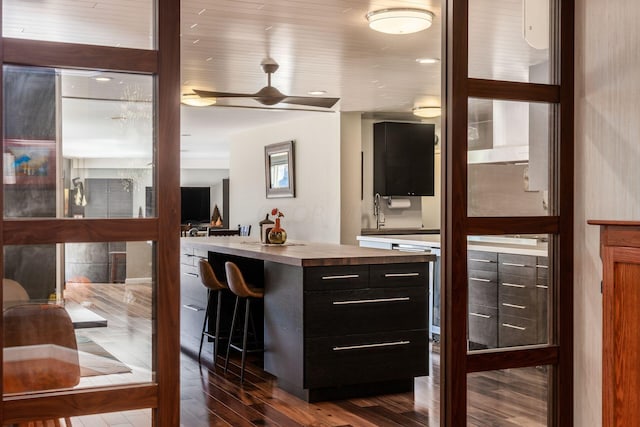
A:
[469,277,491,283]
[333,340,410,351]
[469,312,491,319]
[536,265,549,269]
[384,272,420,278]
[333,297,410,305]
[502,323,526,331]
[469,258,492,263]
[536,285,548,289]
[502,303,526,310]
[502,262,527,267]
[183,253,195,257]
[183,304,204,312]
[321,274,360,280]
[502,282,525,288]
[183,272,199,278]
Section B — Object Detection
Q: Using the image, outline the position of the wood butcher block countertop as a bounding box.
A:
[182,236,435,267]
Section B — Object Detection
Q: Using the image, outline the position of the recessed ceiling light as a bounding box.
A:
[181,93,216,107]
[192,39,200,44]
[190,23,198,29]
[308,90,326,96]
[412,106,441,118]
[416,57,440,64]
[198,8,206,15]
[206,57,213,61]
[366,8,434,35]
[95,76,112,82]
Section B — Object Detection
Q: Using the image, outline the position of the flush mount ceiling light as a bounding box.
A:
[366,8,434,35]
[412,106,441,118]
[181,93,216,107]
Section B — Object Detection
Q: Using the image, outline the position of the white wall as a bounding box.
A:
[340,113,362,245]
[229,113,341,243]
[575,0,640,424]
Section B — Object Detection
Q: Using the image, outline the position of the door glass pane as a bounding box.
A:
[2,0,153,49]
[468,366,550,426]
[3,65,155,219]
[3,240,155,395]
[467,234,551,351]
[468,98,553,217]
[469,0,554,84]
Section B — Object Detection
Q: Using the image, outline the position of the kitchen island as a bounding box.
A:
[181,237,435,401]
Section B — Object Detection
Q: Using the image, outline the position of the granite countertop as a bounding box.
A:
[357,234,548,257]
[182,236,435,267]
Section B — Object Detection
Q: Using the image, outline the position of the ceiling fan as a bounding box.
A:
[193,58,340,109]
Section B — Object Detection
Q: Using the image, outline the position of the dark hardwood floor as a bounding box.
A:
[63,282,548,426]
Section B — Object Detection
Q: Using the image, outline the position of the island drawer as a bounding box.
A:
[369,263,429,288]
[305,265,369,291]
[304,286,428,337]
[181,264,207,303]
[468,304,497,348]
[498,314,537,347]
[304,329,428,388]
[180,247,195,266]
[467,251,498,272]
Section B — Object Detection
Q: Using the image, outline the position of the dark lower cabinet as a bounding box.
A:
[468,250,549,349]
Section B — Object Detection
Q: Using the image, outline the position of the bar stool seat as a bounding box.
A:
[198,259,228,366]
[224,261,264,383]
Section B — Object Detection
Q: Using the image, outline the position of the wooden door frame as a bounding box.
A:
[441,0,574,425]
[0,1,181,425]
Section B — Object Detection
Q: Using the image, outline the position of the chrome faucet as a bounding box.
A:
[374,193,385,230]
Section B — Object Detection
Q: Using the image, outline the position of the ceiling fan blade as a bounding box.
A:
[193,89,256,98]
[280,96,340,108]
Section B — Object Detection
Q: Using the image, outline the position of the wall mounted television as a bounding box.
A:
[180,186,210,224]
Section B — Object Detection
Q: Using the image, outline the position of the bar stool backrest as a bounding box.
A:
[225,261,262,298]
[198,259,226,291]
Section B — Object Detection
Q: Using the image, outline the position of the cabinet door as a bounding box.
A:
[374,122,435,196]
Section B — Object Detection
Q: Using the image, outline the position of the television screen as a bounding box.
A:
[181,187,210,224]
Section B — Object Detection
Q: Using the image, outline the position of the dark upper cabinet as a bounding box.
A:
[373,122,435,196]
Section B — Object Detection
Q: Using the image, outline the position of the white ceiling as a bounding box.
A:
[4,0,549,164]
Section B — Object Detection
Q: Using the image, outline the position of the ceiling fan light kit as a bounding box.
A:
[412,106,441,118]
[181,93,216,107]
[366,8,434,35]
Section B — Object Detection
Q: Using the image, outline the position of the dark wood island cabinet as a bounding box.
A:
[181,237,434,402]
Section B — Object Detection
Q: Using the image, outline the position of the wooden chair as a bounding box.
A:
[198,259,228,366]
[3,278,29,309]
[4,304,80,426]
[224,261,264,383]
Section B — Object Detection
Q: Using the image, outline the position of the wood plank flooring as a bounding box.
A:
[62,282,548,426]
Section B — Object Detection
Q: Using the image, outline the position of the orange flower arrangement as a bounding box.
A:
[271,208,284,218]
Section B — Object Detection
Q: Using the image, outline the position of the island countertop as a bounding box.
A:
[182,236,435,267]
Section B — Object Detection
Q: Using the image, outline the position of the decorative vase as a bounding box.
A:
[268,217,287,244]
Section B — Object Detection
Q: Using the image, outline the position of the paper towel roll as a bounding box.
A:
[387,198,411,209]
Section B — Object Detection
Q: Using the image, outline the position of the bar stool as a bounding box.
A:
[198,259,227,366]
[224,261,264,383]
